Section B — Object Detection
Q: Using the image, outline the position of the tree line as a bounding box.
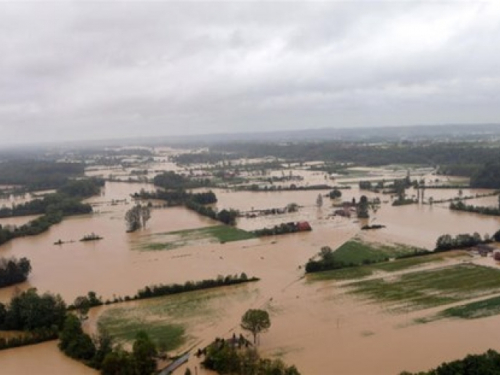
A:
[435,231,500,251]
[449,199,500,217]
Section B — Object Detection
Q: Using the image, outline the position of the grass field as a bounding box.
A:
[136,225,256,251]
[347,264,500,310]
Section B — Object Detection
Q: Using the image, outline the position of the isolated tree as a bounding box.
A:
[241,309,271,345]
[357,195,369,218]
[316,194,323,208]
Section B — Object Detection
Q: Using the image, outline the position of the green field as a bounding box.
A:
[332,240,427,266]
[135,225,257,251]
[98,283,259,351]
[348,264,500,310]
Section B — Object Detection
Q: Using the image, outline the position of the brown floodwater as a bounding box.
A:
[0,341,98,375]
[2,169,500,374]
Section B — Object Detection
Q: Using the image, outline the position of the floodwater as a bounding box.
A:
[0,341,98,375]
[1,165,500,374]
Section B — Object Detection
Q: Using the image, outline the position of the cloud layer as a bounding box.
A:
[1,1,499,144]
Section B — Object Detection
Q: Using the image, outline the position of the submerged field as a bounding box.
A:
[347,263,500,311]
[133,225,257,251]
[96,283,261,353]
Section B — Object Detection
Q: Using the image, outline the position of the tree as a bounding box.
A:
[132,331,157,375]
[316,194,323,208]
[241,309,271,345]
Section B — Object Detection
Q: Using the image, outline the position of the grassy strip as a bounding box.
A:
[440,295,500,320]
[308,266,374,281]
[348,264,500,310]
[138,225,256,251]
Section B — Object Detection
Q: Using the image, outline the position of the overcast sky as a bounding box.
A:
[1,1,499,145]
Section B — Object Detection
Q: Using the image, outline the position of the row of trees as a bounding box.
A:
[435,232,494,251]
[449,198,500,216]
[252,222,312,237]
[0,257,31,288]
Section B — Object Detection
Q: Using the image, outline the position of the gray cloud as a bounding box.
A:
[1,1,499,144]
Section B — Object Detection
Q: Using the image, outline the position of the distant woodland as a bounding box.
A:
[0,160,84,190]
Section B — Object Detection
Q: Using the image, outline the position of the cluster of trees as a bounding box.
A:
[202,344,299,375]
[185,200,238,225]
[0,288,66,331]
[435,232,491,251]
[0,257,31,288]
[59,315,158,375]
[400,349,500,375]
[125,204,151,232]
[449,199,500,217]
[470,161,500,188]
[252,222,311,237]
[153,171,211,190]
[0,160,84,190]
[329,188,342,199]
[133,190,217,207]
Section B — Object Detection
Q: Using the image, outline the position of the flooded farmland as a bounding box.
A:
[1,162,500,375]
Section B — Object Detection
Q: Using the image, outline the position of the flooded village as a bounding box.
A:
[1,136,500,374]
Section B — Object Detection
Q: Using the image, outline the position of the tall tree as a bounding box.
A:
[241,309,271,345]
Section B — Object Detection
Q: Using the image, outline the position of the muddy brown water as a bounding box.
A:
[2,175,500,374]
